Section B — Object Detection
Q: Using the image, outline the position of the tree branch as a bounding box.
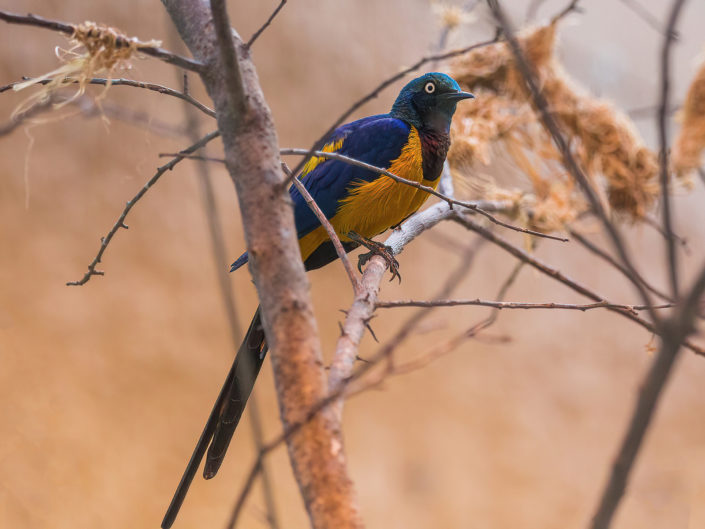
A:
[246,0,287,48]
[0,9,205,73]
[656,0,687,299]
[1,77,216,118]
[67,129,220,286]
[569,228,674,303]
[376,299,673,314]
[285,164,361,294]
[162,2,363,529]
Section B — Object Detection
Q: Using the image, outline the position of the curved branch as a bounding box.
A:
[1,77,216,118]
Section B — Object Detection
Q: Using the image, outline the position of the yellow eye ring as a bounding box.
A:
[424,82,436,94]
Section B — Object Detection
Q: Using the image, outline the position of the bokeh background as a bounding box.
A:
[2,1,705,528]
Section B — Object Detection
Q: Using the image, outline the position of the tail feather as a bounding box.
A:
[204,310,267,478]
[161,308,267,529]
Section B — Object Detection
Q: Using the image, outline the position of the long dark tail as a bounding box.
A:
[161,308,267,529]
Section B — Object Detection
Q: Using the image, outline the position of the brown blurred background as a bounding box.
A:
[2,1,705,528]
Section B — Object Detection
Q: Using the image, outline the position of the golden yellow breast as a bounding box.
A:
[298,126,439,262]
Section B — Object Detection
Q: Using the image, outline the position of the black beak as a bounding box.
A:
[440,90,475,102]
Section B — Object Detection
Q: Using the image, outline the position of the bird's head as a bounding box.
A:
[390,72,474,132]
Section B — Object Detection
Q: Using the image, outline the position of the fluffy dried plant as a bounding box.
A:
[12,21,160,116]
[448,22,661,233]
[672,54,705,178]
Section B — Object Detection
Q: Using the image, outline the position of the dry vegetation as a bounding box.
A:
[448,22,666,232]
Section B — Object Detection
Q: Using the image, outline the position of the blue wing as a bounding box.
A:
[291,115,410,238]
[230,114,411,272]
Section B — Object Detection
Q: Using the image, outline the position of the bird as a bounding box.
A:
[162,72,473,529]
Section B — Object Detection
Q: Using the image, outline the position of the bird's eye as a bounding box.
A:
[424,82,436,94]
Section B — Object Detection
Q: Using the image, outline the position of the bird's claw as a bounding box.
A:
[347,231,401,283]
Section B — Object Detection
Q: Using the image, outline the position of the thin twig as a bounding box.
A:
[550,0,583,24]
[429,0,480,68]
[376,298,674,315]
[1,77,216,118]
[569,229,674,303]
[66,130,220,286]
[285,163,361,294]
[618,0,678,38]
[281,148,567,242]
[246,0,287,48]
[0,9,205,73]
[328,166,483,421]
[657,0,687,300]
[643,214,690,254]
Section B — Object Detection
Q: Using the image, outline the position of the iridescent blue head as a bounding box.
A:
[390,72,474,133]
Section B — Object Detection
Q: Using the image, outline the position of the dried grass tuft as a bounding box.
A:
[449,22,661,232]
[12,21,160,117]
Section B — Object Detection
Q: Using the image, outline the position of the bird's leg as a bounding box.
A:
[347,231,401,283]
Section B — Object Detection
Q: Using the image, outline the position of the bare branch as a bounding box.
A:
[285,163,361,294]
[569,229,674,303]
[550,0,583,24]
[619,0,678,38]
[246,0,287,48]
[67,130,220,286]
[0,9,205,73]
[1,77,216,118]
[376,298,674,314]
[656,0,688,299]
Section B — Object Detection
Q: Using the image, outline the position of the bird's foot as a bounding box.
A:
[347,231,401,283]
